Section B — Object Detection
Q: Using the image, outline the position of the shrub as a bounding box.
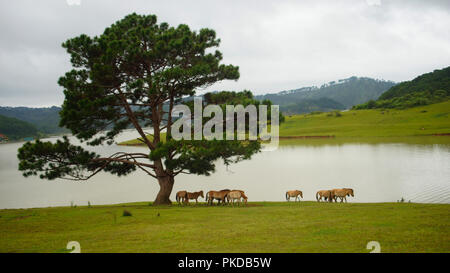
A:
[123,210,132,217]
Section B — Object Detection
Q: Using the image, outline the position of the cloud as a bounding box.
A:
[0,0,449,106]
[366,0,381,6]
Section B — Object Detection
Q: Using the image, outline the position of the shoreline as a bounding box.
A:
[117,134,450,146]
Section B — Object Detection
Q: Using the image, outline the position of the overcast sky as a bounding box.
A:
[0,0,449,107]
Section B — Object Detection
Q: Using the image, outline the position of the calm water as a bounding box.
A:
[1,130,449,208]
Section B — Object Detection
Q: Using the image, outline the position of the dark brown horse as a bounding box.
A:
[206,189,230,205]
[184,191,204,204]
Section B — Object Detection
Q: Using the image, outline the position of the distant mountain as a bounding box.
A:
[255,77,396,113]
[0,106,68,135]
[0,114,39,140]
[281,97,346,114]
[354,66,450,109]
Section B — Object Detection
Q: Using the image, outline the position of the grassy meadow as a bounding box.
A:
[281,100,450,137]
[0,201,448,253]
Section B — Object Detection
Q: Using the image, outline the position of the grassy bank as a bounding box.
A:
[117,101,450,146]
[281,100,450,137]
[0,201,448,253]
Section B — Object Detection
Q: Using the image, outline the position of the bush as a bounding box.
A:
[123,210,132,217]
[327,111,342,117]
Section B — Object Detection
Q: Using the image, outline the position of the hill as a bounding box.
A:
[0,106,68,135]
[280,100,450,138]
[255,77,396,113]
[380,66,450,100]
[281,97,345,114]
[0,114,39,140]
[354,66,450,109]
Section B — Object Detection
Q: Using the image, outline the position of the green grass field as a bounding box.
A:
[281,100,450,137]
[1,202,448,253]
[118,101,450,146]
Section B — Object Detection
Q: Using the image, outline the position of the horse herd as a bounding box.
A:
[175,188,355,206]
[287,188,354,202]
[176,189,247,206]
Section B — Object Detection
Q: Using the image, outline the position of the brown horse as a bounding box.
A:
[228,190,248,206]
[176,190,187,205]
[206,189,230,205]
[184,191,204,204]
[332,188,354,203]
[286,190,303,202]
[316,190,334,202]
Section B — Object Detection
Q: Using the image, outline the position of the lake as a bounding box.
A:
[1,130,449,208]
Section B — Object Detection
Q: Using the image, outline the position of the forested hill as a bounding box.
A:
[0,114,38,140]
[0,106,68,134]
[379,66,450,100]
[255,77,395,114]
[0,106,68,135]
[354,66,450,109]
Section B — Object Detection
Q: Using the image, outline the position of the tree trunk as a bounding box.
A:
[153,175,174,205]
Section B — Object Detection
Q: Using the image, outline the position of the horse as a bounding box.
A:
[230,190,248,203]
[286,190,303,202]
[184,191,204,205]
[228,190,248,206]
[206,189,230,205]
[176,190,187,205]
[316,190,334,202]
[332,188,354,203]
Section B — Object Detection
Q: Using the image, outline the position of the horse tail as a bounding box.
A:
[286,192,289,201]
[206,192,209,202]
[316,191,321,202]
[176,194,179,203]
